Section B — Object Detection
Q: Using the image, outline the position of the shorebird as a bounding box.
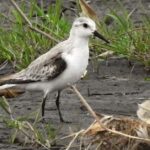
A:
[0,17,109,122]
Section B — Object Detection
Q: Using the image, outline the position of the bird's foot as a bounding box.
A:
[60,117,71,123]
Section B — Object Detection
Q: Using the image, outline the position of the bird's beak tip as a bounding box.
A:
[93,31,110,44]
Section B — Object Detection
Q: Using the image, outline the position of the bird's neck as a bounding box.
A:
[68,34,89,49]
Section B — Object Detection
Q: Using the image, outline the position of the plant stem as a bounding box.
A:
[10,0,59,43]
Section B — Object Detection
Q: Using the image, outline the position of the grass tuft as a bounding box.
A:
[0,0,70,69]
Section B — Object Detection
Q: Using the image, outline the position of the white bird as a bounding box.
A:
[0,17,109,122]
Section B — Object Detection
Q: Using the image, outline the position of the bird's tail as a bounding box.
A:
[0,74,25,98]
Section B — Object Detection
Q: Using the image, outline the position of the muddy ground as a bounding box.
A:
[0,0,150,150]
[0,58,150,150]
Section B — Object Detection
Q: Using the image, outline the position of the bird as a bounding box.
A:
[0,17,109,122]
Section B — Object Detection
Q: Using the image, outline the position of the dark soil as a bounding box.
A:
[0,58,150,149]
[0,0,150,150]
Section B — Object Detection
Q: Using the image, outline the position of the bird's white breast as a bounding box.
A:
[48,46,89,91]
[64,47,89,81]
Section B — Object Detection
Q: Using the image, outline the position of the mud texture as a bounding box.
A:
[0,58,150,149]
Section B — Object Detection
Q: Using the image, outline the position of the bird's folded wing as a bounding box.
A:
[0,52,67,85]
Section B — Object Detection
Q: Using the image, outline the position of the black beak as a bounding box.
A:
[93,31,109,43]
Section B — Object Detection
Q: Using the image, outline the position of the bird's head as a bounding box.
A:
[70,17,109,43]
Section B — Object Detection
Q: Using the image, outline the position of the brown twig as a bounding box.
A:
[71,85,150,142]
[66,130,84,150]
[10,0,32,26]
[10,0,59,43]
[72,85,101,123]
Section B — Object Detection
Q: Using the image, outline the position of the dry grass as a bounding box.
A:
[67,85,150,150]
[82,114,150,150]
[61,114,150,150]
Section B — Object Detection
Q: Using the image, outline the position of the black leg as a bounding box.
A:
[55,90,65,122]
[41,93,48,118]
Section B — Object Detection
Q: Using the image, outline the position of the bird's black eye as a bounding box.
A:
[83,23,88,28]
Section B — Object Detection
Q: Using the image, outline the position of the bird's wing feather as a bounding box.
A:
[19,52,67,81]
[3,53,66,85]
[0,40,70,85]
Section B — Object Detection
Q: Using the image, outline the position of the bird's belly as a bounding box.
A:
[61,52,88,85]
[68,60,87,80]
